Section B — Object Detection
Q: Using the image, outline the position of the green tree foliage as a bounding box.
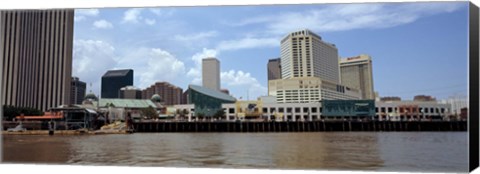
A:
[141,106,158,119]
[2,105,44,121]
[213,109,226,118]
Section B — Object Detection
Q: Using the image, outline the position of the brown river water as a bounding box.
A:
[1,132,468,172]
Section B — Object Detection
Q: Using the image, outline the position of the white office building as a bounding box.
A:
[202,58,221,91]
[340,54,375,100]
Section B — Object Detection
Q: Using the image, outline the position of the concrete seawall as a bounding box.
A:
[132,121,467,132]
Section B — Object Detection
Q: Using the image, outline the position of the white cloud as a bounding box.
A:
[138,48,186,88]
[148,8,175,17]
[221,70,268,99]
[123,8,143,23]
[93,19,113,29]
[232,3,464,35]
[73,39,118,96]
[145,18,156,25]
[76,9,100,16]
[117,48,186,89]
[174,31,218,42]
[123,8,168,25]
[186,48,219,85]
[216,37,279,51]
[74,9,99,22]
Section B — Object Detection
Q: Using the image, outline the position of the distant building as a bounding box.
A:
[1,10,75,111]
[220,89,230,95]
[202,58,221,91]
[141,82,183,105]
[119,86,142,99]
[380,96,402,102]
[413,95,436,102]
[101,69,133,99]
[440,94,468,117]
[280,29,339,83]
[181,91,189,104]
[267,58,281,80]
[71,77,87,104]
[340,54,375,99]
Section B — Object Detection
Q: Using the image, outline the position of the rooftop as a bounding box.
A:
[102,69,133,77]
[97,98,157,108]
[189,84,236,102]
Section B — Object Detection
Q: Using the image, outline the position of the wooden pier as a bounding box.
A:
[132,121,467,132]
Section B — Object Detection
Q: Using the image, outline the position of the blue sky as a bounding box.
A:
[72,2,469,101]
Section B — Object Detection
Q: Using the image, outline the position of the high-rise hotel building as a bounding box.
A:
[270,29,361,103]
[0,10,74,111]
[280,29,340,83]
[340,54,375,100]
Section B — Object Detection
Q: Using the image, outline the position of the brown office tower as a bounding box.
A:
[142,82,183,106]
[0,10,74,111]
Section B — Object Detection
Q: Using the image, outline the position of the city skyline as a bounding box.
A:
[72,2,468,101]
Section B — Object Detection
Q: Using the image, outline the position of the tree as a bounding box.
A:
[213,109,226,119]
[3,105,43,121]
[141,106,158,120]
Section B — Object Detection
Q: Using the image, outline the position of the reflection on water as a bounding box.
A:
[2,132,468,172]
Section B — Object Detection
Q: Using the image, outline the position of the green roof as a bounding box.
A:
[189,84,236,102]
[98,98,156,108]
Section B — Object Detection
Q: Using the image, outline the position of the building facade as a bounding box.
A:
[70,77,86,105]
[267,58,281,80]
[340,54,375,99]
[280,29,340,83]
[188,84,236,117]
[101,69,133,99]
[141,82,183,105]
[202,58,220,91]
[173,100,450,122]
[268,77,361,103]
[119,86,142,99]
[1,10,74,111]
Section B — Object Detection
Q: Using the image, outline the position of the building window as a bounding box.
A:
[229,108,235,114]
[295,107,300,113]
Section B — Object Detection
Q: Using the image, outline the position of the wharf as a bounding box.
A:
[132,121,467,132]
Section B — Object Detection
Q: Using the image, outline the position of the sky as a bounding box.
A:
[72,2,469,101]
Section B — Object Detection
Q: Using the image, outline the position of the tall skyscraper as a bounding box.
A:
[0,10,74,111]
[202,58,220,91]
[70,77,86,105]
[101,69,133,99]
[141,82,183,105]
[267,58,281,80]
[340,54,375,99]
[280,29,340,83]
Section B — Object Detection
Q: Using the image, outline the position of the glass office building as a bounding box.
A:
[188,85,236,116]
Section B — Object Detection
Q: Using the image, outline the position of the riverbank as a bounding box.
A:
[2,129,132,135]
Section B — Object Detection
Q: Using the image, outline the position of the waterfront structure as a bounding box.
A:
[280,29,339,83]
[119,86,142,99]
[187,84,236,117]
[340,54,375,99]
[70,77,86,105]
[202,58,221,91]
[267,58,281,80]
[88,98,159,121]
[440,94,468,118]
[375,100,450,121]
[268,77,361,103]
[322,100,376,118]
[141,82,183,105]
[101,69,133,99]
[0,10,75,111]
[174,100,450,122]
